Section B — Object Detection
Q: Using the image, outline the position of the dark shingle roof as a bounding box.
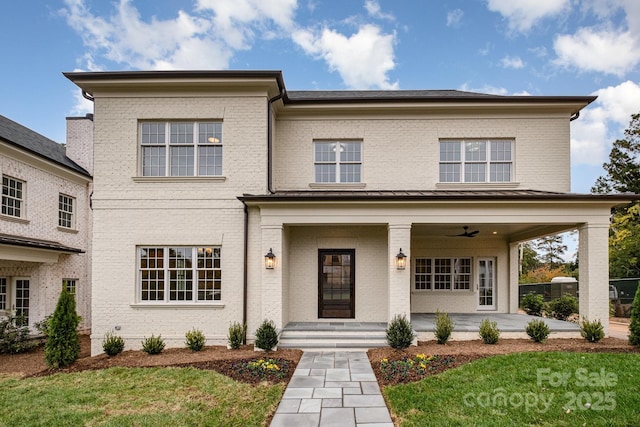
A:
[0,115,90,177]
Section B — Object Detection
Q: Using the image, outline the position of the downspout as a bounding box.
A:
[569,112,580,121]
[241,199,249,344]
[267,89,284,194]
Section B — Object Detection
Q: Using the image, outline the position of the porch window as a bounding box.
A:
[439,140,513,183]
[314,141,362,183]
[414,257,471,291]
[140,121,223,177]
[138,246,221,303]
[0,277,6,310]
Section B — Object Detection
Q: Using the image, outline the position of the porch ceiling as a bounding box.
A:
[411,222,576,243]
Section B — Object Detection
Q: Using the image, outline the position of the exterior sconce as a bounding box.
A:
[396,248,407,270]
[264,248,276,269]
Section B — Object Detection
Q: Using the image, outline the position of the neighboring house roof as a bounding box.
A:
[0,234,84,254]
[240,190,640,202]
[0,115,91,177]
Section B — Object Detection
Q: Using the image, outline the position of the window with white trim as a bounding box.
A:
[140,121,223,177]
[63,279,77,295]
[2,175,24,218]
[0,277,6,310]
[414,258,472,291]
[439,140,513,183]
[314,141,362,183]
[138,246,221,302]
[58,194,75,228]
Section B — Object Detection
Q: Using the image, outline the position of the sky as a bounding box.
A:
[1,0,639,195]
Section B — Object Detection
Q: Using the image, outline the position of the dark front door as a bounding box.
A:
[318,249,355,318]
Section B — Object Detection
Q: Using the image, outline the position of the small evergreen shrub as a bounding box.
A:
[479,318,500,344]
[526,319,550,343]
[520,293,546,316]
[254,319,278,351]
[227,322,247,349]
[548,294,579,321]
[434,310,454,345]
[45,289,81,368]
[141,334,165,355]
[579,318,604,343]
[103,331,125,356]
[0,312,36,354]
[629,283,640,346]
[185,328,206,352]
[385,314,416,350]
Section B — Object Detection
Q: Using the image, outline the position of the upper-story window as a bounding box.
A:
[439,140,513,183]
[2,175,24,218]
[140,121,223,177]
[314,141,362,183]
[58,194,75,228]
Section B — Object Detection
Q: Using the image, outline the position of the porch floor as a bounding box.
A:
[283,313,579,333]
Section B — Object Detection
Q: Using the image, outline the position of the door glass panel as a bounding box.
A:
[319,250,355,318]
[478,259,494,308]
[15,279,30,325]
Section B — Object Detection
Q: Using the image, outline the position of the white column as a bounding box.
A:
[509,242,520,313]
[388,224,412,322]
[261,224,284,329]
[578,223,610,334]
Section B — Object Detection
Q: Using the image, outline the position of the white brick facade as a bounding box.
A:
[62,71,634,354]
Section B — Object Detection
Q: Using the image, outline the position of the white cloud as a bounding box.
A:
[500,55,525,69]
[292,24,398,89]
[554,28,640,76]
[446,9,464,28]
[486,0,571,32]
[364,0,394,21]
[528,46,548,57]
[571,80,640,166]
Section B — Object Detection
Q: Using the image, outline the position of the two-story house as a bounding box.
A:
[64,70,636,355]
[0,114,93,330]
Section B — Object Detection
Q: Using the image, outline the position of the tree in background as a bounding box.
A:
[534,235,568,269]
[45,288,81,368]
[592,113,640,278]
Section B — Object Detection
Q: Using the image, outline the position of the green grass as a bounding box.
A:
[385,352,640,427]
[0,367,284,427]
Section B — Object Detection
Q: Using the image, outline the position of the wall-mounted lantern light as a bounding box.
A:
[396,248,407,270]
[264,248,276,269]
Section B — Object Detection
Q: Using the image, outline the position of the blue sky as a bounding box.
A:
[1,0,639,194]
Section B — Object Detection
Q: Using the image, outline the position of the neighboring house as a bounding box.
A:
[0,114,93,330]
[64,70,637,355]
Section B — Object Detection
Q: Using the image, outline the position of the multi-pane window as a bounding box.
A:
[314,141,362,183]
[140,121,223,177]
[2,175,24,218]
[58,194,74,228]
[439,140,513,183]
[63,279,77,295]
[414,258,472,291]
[139,246,221,302]
[0,278,6,310]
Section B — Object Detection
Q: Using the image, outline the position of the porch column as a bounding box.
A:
[578,222,610,334]
[388,223,412,322]
[261,224,284,329]
[509,242,519,313]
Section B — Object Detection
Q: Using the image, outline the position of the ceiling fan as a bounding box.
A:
[447,226,479,238]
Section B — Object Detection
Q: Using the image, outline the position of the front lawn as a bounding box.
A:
[384,352,640,426]
[0,367,284,427]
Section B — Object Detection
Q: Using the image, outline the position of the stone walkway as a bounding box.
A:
[269,351,393,427]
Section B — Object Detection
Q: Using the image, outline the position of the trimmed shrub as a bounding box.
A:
[185,328,206,352]
[629,283,640,346]
[227,322,247,350]
[103,331,125,356]
[0,312,36,354]
[386,314,416,350]
[579,318,604,343]
[45,289,81,368]
[479,318,500,344]
[434,310,454,345]
[548,294,579,321]
[141,334,165,355]
[520,293,545,317]
[526,319,550,343]
[254,319,278,351]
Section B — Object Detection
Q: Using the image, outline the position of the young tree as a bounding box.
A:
[592,113,640,278]
[45,288,81,368]
[534,235,568,269]
[519,241,540,277]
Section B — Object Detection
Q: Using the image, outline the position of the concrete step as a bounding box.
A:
[278,329,388,349]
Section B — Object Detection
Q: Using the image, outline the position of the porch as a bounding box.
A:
[278,313,581,350]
